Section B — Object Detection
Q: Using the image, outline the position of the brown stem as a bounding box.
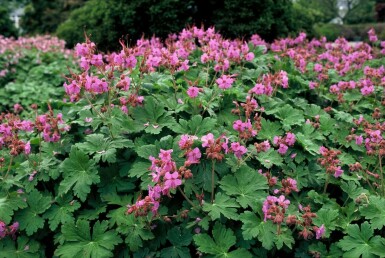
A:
[177,186,198,210]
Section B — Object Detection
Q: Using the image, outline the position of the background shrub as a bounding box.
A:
[0,7,18,38]
[56,0,310,51]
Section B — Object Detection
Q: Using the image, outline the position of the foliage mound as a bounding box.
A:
[0,35,76,112]
[1,26,385,257]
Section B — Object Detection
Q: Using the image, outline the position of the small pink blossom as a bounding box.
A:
[315,224,325,239]
[285,132,296,146]
[230,142,247,159]
[187,86,200,98]
[164,171,182,189]
[186,147,201,164]
[278,144,288,155]
[201,133,215,147]
[216,74,236,89]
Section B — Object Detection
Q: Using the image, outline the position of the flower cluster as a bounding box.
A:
[318,146,343,178]
[273,132,296,155]
[0,221,19,240]
[286,205,325,240]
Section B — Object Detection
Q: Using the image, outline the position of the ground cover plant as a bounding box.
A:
[1,26,385,257]
[0,35,75,113]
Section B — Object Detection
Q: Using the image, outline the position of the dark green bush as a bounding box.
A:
[0,7,18,38]
[314,22,385,41]
[56,0,194,51]
[56,0,312,51]
[21,0,86,35]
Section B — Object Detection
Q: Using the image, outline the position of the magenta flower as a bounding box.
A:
[164,172,182,189]
[285,132,296,146]
[230,142,247,159]
[0,221,6,238]
[186,147,201,164]
[201,133,215,147]
[187,86,200,98]
[315,224,325,239]
[355,135,363,145]
[249,83,265,95]
[24,141,31,155]
[278,144,288,155]
[334,166,343,178]
[216,74,236,89]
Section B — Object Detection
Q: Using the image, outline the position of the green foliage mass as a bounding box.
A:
[56,0,309,51]
[0,7,18,38]
[2,26,385,257]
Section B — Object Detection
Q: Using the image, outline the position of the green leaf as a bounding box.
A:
[266,104,304,130]
[340,181,369,200]
[0,236,41,258]
[55,220,122,258]
[14,190,51,236]
[275,229,295,250]
[202,193,240,220]
[128,161,151,178]
[114,214,154,252]
[257,118,283,141]
[170,115,217,136]
[256,149,283,169]
[44,194,81,231]
[239,211,262,240]
[219,165,268,208]
[193,222,252,258]
[160,246,191,258]
[59,147,100,202]
[0,192,27,224]
[257,221,276,250]
[167,227,192,247]
[296,123,324,155]
[313,208,339,237]
[360,195,385,230]
[76,134,133,163]
[337,221,385,258]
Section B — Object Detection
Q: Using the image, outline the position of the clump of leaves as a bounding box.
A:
[1,26,385,257]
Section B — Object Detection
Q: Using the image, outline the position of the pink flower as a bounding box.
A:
[315,224,325,239]
[280,70,289,88]
[186,147,201,164]
[285,132,296,146]
[233,120,244,132]
[187,86,200,98]
[314,63,323,72]
[361,86,374,96]
[249,83,265,95]
[334,166,343,178]
[278,144,288,155]
[0,221,6,238]
[201,133,215,147]
[216,74,236,89]
[319,146,328,155]
[245,52,254,61]
[261,140,271,151]
[273,136,281,145]
[230,142,247,159]
[164,172,182,189]
[24,141,31,155]
[277,195,290,208]
[309,81,318,90]
[355,135,363,145]
[159,149,173,162]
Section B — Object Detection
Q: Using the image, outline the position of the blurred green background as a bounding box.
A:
[2,0,385,51]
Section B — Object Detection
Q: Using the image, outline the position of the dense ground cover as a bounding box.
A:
[1,26,385,257]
